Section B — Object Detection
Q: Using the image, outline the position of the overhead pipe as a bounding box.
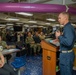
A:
[0,3,76,14]
[62,0,66,5]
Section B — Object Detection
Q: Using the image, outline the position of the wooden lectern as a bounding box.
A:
[41,40,59,75]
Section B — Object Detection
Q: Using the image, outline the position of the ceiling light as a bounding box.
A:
[33,25,37,26]
[15,12,33,16]
[45,23,51,25]
[5,18,19,21]
[0,27,5,28]
[30,25,37,27]
[46,18,56,21]
[55,24,60,26]
[61,25,64,27]
[6,23,14,25]
[0,24,6,26]
[24,24,29,27]
[28,21,37,23]
[16,23,23,24]
[72,23,76,26]
[38,26,43,27]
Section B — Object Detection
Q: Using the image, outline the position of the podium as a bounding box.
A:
[73,47,76,70]
[41,40,59,75]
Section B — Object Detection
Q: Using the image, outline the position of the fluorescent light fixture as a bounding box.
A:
[5,18,19,21]
[28,20,37,23]
[55,24,60,26]
[6,23,14,25]
[0,27,5,28]
[16,23,23,24]
[72,23,75,26]
[45,23,51,25]
[0,24,6,26]
[46,18,56,21]
[24,25,29,27]
[38,26,43,27]
[32,25,37,27]
[30,25,37,27]
[60,25,63,27]
[15,12,33,16]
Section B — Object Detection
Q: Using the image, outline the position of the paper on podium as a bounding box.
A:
[45,38,52,42]
[49,40,60,46]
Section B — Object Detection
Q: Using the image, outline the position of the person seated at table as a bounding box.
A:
[33,31,41,55]
[16,41,26,57]
[0,35,9,51]
[26,32,36,56]
[0,34,11,60]
[0,52,16,75]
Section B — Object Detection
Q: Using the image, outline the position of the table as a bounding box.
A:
[2,49,20,63]
[2,48,20,55]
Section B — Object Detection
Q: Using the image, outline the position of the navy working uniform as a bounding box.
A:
[58,22,76,75]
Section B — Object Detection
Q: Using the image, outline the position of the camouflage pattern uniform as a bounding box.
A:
[26,36,37,54]
[0,41,7,51]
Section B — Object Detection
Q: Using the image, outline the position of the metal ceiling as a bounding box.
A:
[0,0,76,27]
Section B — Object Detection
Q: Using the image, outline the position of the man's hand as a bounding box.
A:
[53,39,59,44]
[55,31,61,39]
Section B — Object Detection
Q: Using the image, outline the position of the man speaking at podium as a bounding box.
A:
[55,12,76,75]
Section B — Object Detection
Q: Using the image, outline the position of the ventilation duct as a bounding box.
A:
[0,3,76,14]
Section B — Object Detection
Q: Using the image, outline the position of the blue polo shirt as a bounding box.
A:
[58,22,76,51]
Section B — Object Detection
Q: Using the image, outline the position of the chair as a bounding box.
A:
[16,41,27,57]
[11,55,26,75]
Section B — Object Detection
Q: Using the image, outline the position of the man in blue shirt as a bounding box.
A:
[55,12,76,75]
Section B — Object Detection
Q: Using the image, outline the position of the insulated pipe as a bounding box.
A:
[62,0,66,5]
[0,3,76,14]
[68,6,76,14]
